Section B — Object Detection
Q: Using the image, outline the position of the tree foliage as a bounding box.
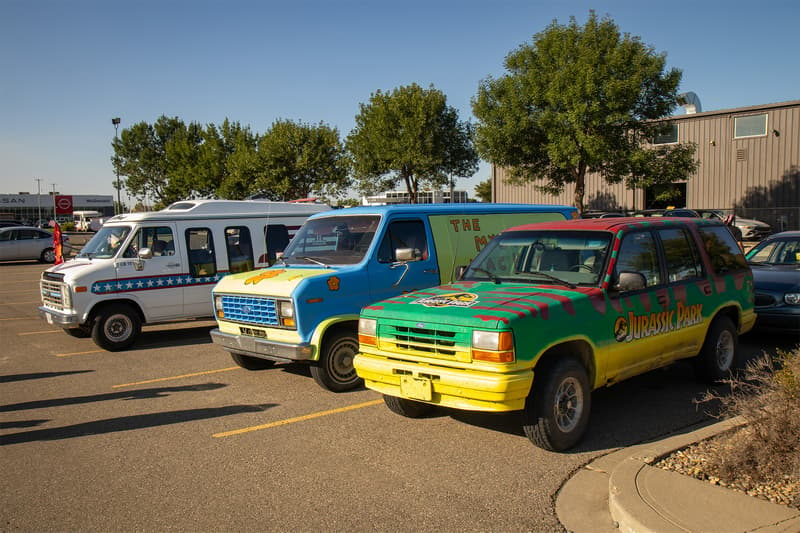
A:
[254,120,351,201]
[347,83,479,203]
[472,11,698,212]
[111,116,350,206]
[474,178,492,202]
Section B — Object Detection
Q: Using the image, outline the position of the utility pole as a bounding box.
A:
[112,117,121,214]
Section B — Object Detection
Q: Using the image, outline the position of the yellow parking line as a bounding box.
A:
[0,316,38,321]
[0,301,40,305]
[18,330,61,336]
[212,399,384,438]
[112,366,240,388]
[56,349,105,357]
[0,289,40,294]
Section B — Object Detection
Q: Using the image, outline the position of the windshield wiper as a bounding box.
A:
[469,267,501,284]
[300,256,329,268]
[518,271,576,289]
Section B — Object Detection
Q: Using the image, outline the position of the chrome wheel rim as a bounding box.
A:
[105,314,133,342]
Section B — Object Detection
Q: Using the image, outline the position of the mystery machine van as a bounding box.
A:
[210,203,577,392]
[39,200,329,351]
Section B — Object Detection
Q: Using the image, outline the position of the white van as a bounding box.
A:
[73,210,103,232]
[39,200,329,351]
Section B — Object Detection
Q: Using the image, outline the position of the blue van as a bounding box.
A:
[210,203,576,391]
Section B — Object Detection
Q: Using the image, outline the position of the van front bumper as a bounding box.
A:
[210,329,315,362]
[353,352,533,412]
[39,306,80,328]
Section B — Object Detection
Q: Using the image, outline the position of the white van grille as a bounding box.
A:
[41,280,66,310]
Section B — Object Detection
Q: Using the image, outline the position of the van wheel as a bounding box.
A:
[230,352,275,370]
[694,315,738,383]
[41,247,56,263]
[523,357,591,452]
[311,330,363,392]
[91,303,141,351]
[384,395,432,418]
[63,326,91,338]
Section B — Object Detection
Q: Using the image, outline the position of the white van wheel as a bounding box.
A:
[310,330,363,392]
[91,303,141,351]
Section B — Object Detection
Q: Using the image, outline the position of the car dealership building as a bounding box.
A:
[0,193,114,225]
[491,99,800,232]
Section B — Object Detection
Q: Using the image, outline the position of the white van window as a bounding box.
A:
[127,226,175,258]
[225,226,254,273]
[186,228,216,277]
[264,224,290,264]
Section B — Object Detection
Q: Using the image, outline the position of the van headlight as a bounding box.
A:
[214,295,224,318]
[278,299,295,328]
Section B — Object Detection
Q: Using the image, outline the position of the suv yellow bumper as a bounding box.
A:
[354,352,533,412]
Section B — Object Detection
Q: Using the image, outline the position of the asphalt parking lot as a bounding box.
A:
[1,260,796,532]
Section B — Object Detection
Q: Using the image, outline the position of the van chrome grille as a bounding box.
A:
[221,295,278,326]
[380,321,471,362]
[40,280,66,310]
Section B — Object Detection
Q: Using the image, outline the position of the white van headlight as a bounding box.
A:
[278,299,295,327]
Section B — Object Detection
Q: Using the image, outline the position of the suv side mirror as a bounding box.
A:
[614,271,646,292]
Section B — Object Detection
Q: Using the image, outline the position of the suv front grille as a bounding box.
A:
[380,322,471,362]
[220,295,278,326]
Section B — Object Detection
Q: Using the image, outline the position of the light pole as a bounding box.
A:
[51,183,57,223]
[112,117,121,214]
[34,177,42,226]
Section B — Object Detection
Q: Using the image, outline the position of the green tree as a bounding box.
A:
[472,12,698,213]
[347,83,479,203]
[474,178,492,202]
[111,115,203,206]
[254,119,351,202]
[197,120,259,200]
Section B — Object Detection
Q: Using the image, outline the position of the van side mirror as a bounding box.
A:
[613,271,646,292]
[138,248,153,260]
[395,248,421,262]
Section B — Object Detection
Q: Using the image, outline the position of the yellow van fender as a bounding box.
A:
[308,314,361,361]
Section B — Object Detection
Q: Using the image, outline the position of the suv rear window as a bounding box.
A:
[698,226,748,274]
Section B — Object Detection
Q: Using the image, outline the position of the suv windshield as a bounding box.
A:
[78,226,132,259]
[280,215,381,266]
[464,230,612,286]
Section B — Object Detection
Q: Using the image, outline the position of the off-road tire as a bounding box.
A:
[230,352,276,370]
[383,395,433,418]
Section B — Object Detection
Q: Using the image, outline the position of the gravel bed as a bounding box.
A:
[655,426,799,509]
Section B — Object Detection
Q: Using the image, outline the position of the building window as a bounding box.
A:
[653,124,678,144]
[734,114,767,139]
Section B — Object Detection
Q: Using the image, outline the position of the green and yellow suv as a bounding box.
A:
[354,217,756,451]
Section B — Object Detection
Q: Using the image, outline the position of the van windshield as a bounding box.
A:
[78,226,133,259]
[281,215,380,266]
[464,230,613,286]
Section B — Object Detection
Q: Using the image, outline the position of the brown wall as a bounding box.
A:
[493,100,800,230]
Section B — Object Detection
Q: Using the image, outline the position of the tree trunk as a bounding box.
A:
[573,163,587,214]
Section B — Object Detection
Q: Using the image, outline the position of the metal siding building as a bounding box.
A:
[492,100,800,231]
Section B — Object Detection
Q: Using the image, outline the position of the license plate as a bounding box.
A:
[400,376,432,401]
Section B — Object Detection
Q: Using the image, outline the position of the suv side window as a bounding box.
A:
[659,228,703,282]
[615,231,661,287]
[698,226,748,274]
[377,220,428,263]
[186,228,216,277]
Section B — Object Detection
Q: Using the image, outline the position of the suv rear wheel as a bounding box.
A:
[694,315,738,383]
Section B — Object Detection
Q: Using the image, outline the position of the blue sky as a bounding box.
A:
[2,0,798,202]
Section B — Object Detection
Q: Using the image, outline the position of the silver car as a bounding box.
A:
[0,226,71,263]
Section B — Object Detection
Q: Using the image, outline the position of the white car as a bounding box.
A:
[0,226,71,263]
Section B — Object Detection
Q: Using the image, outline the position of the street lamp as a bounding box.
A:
[112,117,121,214]
[34,177,42,226]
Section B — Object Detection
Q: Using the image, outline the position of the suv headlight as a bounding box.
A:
[471,330,514,363]
[358,318,377,346]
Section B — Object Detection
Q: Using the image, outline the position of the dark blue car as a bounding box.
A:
[745,231,800,334]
